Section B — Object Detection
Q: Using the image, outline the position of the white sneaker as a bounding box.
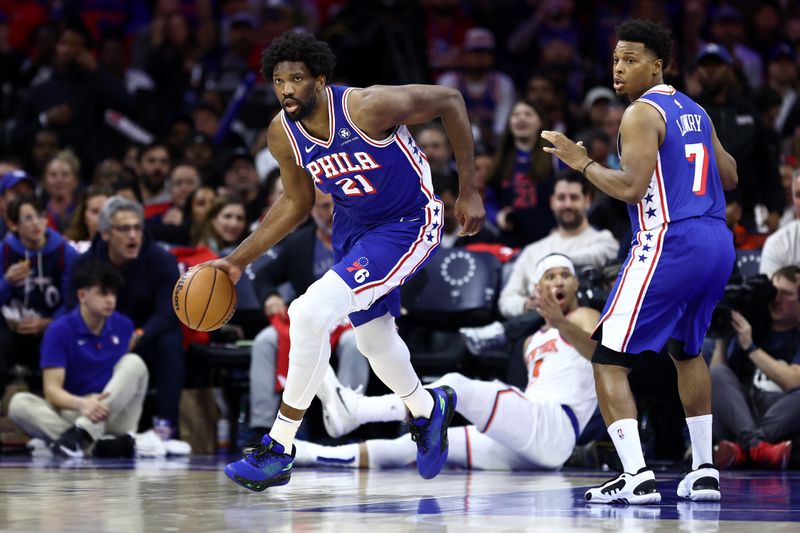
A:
[26,438,53,458]
[164,439,191,456]
[677,464,721,501]
[459,321,506,355]
[317,366,360,438]
[135,430,167,458]
[293,439,313,466]
[585,468,662,505]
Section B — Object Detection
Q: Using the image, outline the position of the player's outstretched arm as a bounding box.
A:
[215,118,316,283]
[536,288,600,360]
[710,123,738,191]
[349,85,485,236]
[542,102,661,204]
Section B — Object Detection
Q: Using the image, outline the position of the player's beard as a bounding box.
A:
[283,92,317,122]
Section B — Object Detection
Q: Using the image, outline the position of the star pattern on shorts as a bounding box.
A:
[642,244,651,252]
[646,207,657,218]
[638,254,648,262]
[644,193,654,204]
[645,233,653,241]
[426,233,434,242]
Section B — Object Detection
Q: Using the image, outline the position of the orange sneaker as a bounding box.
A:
[749,440,792,469]
[714,440,746,470]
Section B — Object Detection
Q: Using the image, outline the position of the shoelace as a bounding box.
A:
[409,422,430,454]
[247,441,279,465]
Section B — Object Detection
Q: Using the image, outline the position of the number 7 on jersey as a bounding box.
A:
[685,142,709,196]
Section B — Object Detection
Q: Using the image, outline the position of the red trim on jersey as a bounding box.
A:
[395,135,423,177]
[342,87,397,148]
[464,427,472,470]
[482,388,526,433]
[295,86,335,148]
[621,224,667,351]
[654,157,670,222]
[353,202,435,294]
[280,112,303,167]
[395,135,435,200]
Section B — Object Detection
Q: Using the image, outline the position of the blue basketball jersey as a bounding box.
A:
[279,85,435,226]
[626,84,726,233]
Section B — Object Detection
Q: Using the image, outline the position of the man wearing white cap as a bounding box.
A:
[296,254,601,472]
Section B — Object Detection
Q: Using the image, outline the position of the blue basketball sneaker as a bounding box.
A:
[224,434,295,492]
[410,385,457,480]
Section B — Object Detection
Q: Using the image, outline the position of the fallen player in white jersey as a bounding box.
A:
[296,254,600,471]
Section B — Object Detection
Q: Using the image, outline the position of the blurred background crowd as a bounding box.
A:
[0,0,799,469]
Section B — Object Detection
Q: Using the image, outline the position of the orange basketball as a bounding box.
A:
[172,266,237,332]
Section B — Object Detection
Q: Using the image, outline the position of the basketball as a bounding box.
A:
[172,266,237,332]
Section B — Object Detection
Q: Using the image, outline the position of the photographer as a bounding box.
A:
[710,266,800,469]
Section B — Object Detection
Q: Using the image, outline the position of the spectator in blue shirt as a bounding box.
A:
[8,259,148,458]
[66,195,183,438]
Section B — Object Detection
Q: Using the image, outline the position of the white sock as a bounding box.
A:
[686,414,713,470]
[608,418,647,474]
[356,394,407,424]
[365,436,417,469]
[400,382,434,420]
[297,441,360,468]
[269,412,301,452]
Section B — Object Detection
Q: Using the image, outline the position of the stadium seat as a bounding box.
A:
[736,249,762,278]
[401,249,502,329]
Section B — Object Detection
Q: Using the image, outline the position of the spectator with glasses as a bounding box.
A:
[1,194,78,385]
[65,196,183,440]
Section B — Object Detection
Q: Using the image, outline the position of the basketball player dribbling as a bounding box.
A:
[541,19,738,504]
[209,31,485,491]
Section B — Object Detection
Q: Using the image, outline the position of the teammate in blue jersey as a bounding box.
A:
[211,32,485,492]
[541,20,738,504]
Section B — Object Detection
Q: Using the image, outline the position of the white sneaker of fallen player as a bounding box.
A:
[459,321,507,356]
[317,366,361,439]
[585,467,662,505]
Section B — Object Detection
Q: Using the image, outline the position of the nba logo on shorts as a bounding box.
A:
[617,428,625,440]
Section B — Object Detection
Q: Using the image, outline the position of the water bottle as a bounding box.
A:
[217,418,230,455]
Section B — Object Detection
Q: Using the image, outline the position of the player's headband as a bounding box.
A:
[534,253,576,283]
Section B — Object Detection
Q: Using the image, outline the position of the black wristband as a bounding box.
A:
[745,343,758,354]
[582,160,597,175]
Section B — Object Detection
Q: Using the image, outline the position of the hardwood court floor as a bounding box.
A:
[0,455,799,532]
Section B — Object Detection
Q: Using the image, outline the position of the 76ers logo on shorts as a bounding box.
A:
[346,256,370,283]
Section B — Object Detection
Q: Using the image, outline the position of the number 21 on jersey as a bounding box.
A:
[335,174,377,196]
[685,142,709,196]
